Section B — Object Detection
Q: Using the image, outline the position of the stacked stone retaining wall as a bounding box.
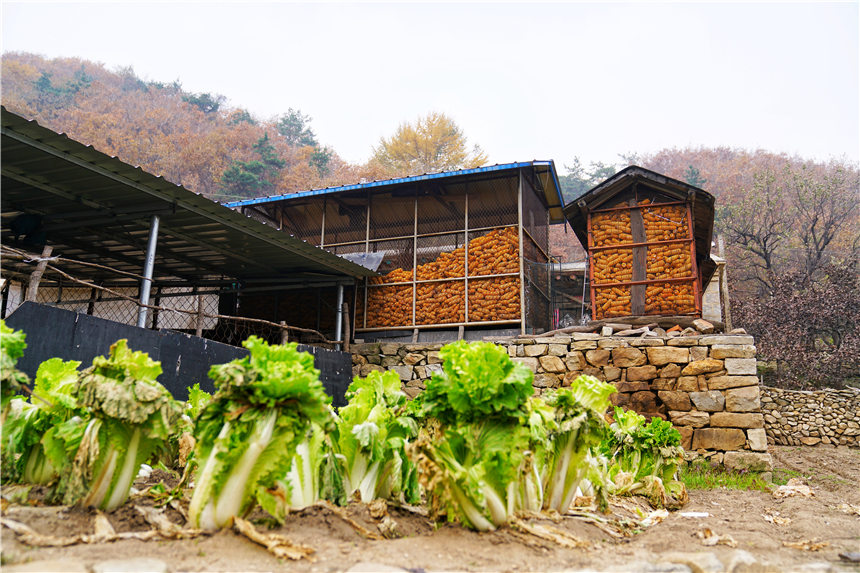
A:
[351,333,773,470]
[761,386,860,447]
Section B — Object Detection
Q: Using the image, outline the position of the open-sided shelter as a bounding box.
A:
[227,162,565,340]
[0,106,374,346]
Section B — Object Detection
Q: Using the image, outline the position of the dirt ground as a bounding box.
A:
[1,446,858,573]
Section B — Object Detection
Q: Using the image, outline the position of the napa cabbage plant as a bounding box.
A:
[410,341,534,531]
[538,375,616,514]
[326,370,419,506]
[52,340,182,510]
[187,336,334,530]
[2,358,81,485]
[1,320,29,425]
[599,407,688,509]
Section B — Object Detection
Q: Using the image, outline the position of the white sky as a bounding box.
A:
[2,2,858,171]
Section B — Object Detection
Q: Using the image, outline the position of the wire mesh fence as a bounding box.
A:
[0,250,347,351]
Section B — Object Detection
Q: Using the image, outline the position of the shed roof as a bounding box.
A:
[226,161,567,224]
[562,165,717,285]
[0,107,375,288]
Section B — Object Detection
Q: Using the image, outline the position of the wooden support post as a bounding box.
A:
[629,199,647,315]
[87,285,98,315]
[280,321,289,345]
[196,295,205,337]
[0,279,10,319]
[718,235,732,331]
[412,328,419,343]
[342,302,350,353]
[458,325,465,340]
[25,245,53,302]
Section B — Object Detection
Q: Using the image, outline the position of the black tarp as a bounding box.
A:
[5,302,350,406]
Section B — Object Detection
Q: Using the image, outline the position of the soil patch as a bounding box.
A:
[2,446,857,572]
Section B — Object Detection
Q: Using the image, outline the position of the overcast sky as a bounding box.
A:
[2,3,857,171]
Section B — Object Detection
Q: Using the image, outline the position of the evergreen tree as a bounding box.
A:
[684,165,708,188]
[219,134,285,199]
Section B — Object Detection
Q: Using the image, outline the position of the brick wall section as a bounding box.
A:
[761,386,860,447]
[351,333,774,471]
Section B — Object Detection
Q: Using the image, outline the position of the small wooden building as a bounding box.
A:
[562,166,716,321]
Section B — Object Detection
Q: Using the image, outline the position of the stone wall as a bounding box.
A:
[351,333,772,470]
[761,386,860,447]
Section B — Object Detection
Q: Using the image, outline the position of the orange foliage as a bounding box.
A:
[0,52,375,200]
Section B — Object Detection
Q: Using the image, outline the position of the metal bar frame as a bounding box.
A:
[321,224,517,248]
[518,168,527,335]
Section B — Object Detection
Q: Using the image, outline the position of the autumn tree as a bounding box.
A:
[371,111,487,175]
[787,162,859,278]
[719,169,793,295]
[228,109,256,125]
[733,256,860,389]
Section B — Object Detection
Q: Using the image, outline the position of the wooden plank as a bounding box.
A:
[589,315,725,330]
[686,203,702,316]
[629,199,647,315]
[589,237,693,252]
[25,245,53,302]
[588,200,690,215]
[587,213,596,320]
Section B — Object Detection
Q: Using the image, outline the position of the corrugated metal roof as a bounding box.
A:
[0,107,376,287]
[226,160,568,224]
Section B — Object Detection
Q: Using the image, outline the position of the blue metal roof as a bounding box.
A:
[225,161,567,224]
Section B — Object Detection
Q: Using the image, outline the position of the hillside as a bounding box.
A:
[1,52,389,201]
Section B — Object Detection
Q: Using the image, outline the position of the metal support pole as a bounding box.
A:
[334,283,344,351]
[517,170,527,335]
[137,215,160,328]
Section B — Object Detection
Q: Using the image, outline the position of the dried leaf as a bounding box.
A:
[832,503,860,517]
[313,500,384,540]
[642,509,669,527]
[510,516,590,549]
[783,539,830,551]
[1,517,81,547]
[134,505,185,536]
[233,516,315,561]
[762,509,791,525]
[177,432,195,467]
[377,516,402,539]
[696,528,737,548]
[368,499,388,520]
